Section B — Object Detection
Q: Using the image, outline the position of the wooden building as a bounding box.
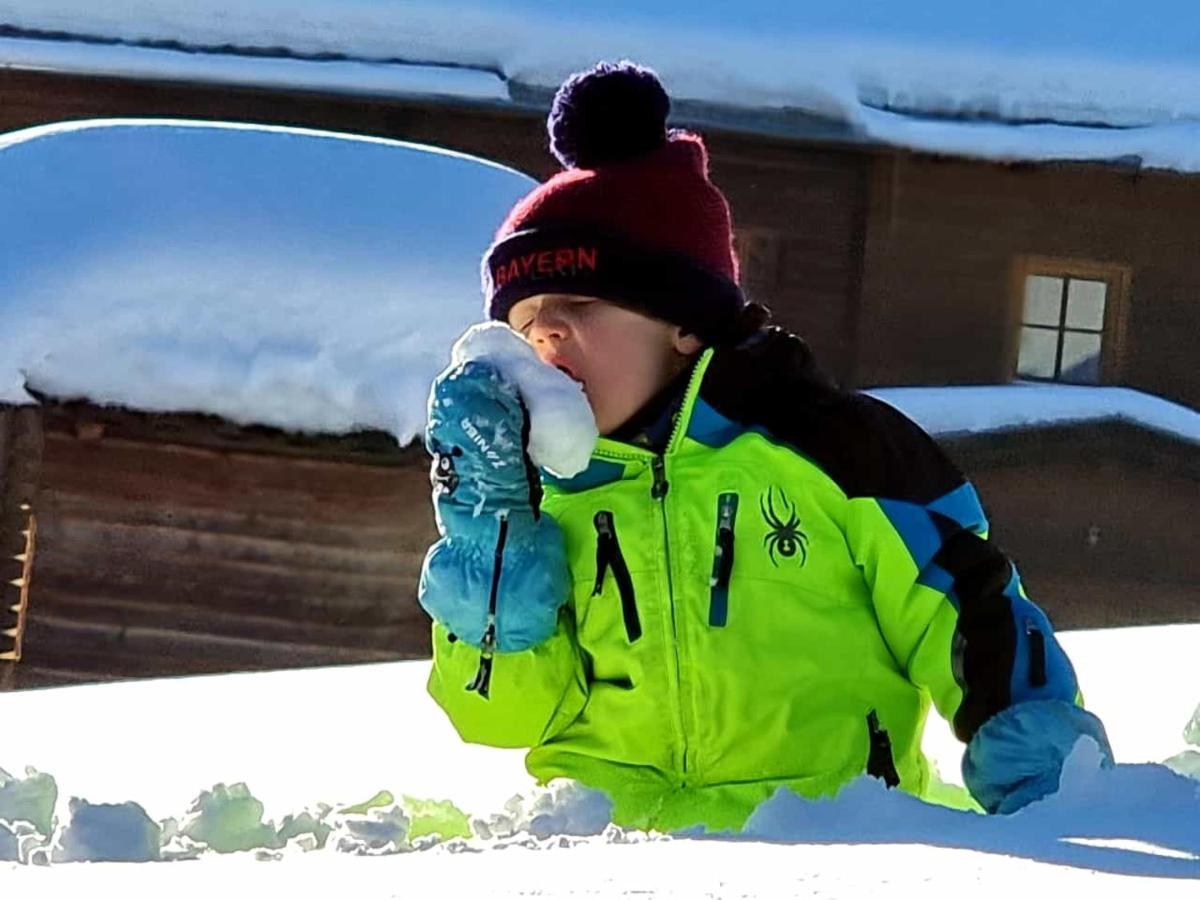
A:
[945,421,1199,630]
[2,395,1196,690]
[1,402,430,689]
[1,39,1197,689]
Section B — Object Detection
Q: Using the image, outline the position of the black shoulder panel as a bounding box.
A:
[700,328,965,503]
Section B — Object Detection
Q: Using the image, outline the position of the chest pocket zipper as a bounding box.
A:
[593,511,642,643]
[709,492,739,627]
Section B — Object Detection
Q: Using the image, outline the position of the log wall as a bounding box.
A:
[946,422,1200,629]
[859,154,1200,409]
[6,404,433,689]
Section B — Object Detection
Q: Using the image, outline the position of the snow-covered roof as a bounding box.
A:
[5,3,1200,173]
[0,119,534,444]
[3,119,1197,449]
[868,383,1200,448]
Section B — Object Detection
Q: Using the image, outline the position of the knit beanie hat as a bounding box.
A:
[482,61,753,345]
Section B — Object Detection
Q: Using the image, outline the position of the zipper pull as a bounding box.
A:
[711,529,735,589]
[467,616,496,698]
[866,710,901,788]
[718,493,736,529]
[713,492,738,589]
[651,457,669,499]
[593,511,614,595]
[708,492,739,627]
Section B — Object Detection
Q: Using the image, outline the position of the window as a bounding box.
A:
[1013,261,1130,385]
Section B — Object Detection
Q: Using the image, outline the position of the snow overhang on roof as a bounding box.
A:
[6,3,1200,172]
[867,383,1200,448]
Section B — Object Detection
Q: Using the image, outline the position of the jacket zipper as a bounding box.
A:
[466,512,509,699]
[592,511,642,643]
[708,492,739,627]
[652,453,690,783]
[589,361,704,787]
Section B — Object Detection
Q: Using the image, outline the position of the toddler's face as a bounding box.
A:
[508,294,700,435]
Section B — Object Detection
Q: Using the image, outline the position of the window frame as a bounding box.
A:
[1008,256,1132,385]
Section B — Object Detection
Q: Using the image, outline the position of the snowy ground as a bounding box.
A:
[1,625,1197,895]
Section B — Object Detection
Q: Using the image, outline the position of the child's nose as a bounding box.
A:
[529,307,570,345]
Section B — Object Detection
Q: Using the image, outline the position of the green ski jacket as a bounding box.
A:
[427,329,1082,831]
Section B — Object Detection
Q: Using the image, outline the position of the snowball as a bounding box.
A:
[449,322,598,478]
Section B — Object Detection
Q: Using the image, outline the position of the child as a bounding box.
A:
[419,61,1111,832]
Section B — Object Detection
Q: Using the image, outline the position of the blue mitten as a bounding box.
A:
[418,358,569,660]
[962,699,1114,814]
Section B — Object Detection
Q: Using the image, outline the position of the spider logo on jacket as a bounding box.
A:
[760,487,809,567]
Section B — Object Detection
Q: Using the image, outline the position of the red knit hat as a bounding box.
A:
[483,61,748,344]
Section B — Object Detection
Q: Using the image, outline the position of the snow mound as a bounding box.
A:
[740,739,1200,875]
[2,757,1197,873]
[0,766,56,837]
[1164,703,1200,780]
[52,799,161,863]
[2,628,1198,877]
[0,768,635,864]
[470,781,614,842]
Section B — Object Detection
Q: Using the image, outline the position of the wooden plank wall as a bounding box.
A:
[0,407,42,689]
[858,153,1200,409]
[946,423,1200,630]
[711,138,870,384]
[4,398,1197,693]
[8,406,435,689]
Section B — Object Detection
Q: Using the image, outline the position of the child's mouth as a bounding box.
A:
[556,363,584,387]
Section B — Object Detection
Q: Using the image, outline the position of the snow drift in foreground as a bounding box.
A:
[2,738,1199,876]
[1,626,1199,875]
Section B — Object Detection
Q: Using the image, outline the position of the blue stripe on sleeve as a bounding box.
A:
[1004,572,1080,704]
[876,498,943,571]
[876,498,961,606]
[927,481,989,533]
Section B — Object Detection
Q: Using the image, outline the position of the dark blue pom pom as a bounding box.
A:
[548,61,670,169]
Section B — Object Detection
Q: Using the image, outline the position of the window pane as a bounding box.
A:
[1066,279,1107,331]
[1060,331,1103,384]
[1017,326,1059,378]
[1024,276,1064,327]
